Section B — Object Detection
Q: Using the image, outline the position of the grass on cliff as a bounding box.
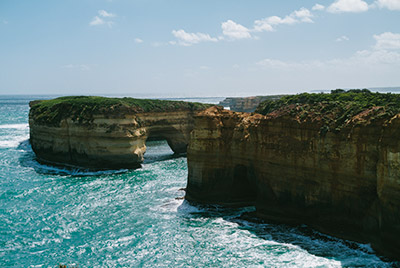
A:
[30,96,213,126]
[255,89,400,132]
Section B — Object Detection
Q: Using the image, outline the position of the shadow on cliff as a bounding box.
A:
[17,140,130,176]
[17,139,185,177]
[178,200,400,267]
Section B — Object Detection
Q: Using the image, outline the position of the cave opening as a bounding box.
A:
[143,127,188,164]
[146,126,188,154]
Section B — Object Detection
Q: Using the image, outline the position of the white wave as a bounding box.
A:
[28,159,129,176]
[0,123,29,149]
[177,200,206,213]
[213,217,240,228]
[154,198,184,214]
[65,168,129,176]
[0,136,29,148]
[0,123,29,129]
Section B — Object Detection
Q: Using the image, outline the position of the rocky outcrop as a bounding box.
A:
[29,96,211,169]
[186,105,400,259]
[219,95,284,112]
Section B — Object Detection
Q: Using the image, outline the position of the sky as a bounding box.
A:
[0,0,400,97]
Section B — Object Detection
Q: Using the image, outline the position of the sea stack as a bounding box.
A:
[29,96,212,169]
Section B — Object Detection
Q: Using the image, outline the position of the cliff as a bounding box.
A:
[219,95,284,112]
[29,96,212,169]
[186,90,400,259]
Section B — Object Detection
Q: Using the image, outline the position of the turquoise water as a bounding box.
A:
[0,96,398,267]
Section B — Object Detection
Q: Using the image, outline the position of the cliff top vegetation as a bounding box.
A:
[255,89,400,132]
[30,96,213,126]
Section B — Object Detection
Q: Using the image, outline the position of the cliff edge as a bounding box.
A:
[29,96,211,169]
[186,90,400,259]
[219,95,284,112]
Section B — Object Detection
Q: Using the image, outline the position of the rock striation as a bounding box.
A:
[186,91,400,259]
[29,96,211,169]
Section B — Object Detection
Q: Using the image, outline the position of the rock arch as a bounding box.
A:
[30,107,202,170]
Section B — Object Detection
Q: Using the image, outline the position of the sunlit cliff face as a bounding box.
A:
[28,97,211,170]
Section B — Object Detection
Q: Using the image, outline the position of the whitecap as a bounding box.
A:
[177,200,206,213]
[154,198,184,214]
[0,136,29,148]
[23,154,129,176]
[0,123,29,149]
[0,123,29,129]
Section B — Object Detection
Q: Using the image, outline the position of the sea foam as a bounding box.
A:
[0,123,29,129]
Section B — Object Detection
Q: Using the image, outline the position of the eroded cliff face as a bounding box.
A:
[186,106,400,259]
[219,95,283,112]
[29,97,208,169]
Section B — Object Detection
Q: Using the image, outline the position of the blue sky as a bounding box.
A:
[0,0,399,97]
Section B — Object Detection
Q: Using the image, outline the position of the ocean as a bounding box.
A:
[0,95,398,267]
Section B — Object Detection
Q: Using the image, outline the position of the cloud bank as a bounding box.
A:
[170,0,400,46]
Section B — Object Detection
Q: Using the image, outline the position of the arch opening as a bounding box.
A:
[146,126,188,154]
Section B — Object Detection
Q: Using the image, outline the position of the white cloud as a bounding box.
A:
[62,64,91,71]
[90,16,104,26]
[221,20,252,40]
[253,18,275,32]
[98,10,115,18]
[171,29,218,46]
[312,4,325,11]
[327,0,369,13]
[336,35,350,41]
[374,32,400,50]
[375,0,400,10]
[254,7,313,32]
[90,10,116,27]
[3,20,8,24]
[292,7,314,22]
[167,1,399,47]
[170,7,314,45]
[135,38,144,43]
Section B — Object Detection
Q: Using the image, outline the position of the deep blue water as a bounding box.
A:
[0,95,398,267]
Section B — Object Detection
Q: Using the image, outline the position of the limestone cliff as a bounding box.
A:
[186,91,400,259]
[29,96,211,169]
[219,95,284,112]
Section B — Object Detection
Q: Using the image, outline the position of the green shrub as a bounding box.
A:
[30,96,213,126]
[255,89,400,131]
